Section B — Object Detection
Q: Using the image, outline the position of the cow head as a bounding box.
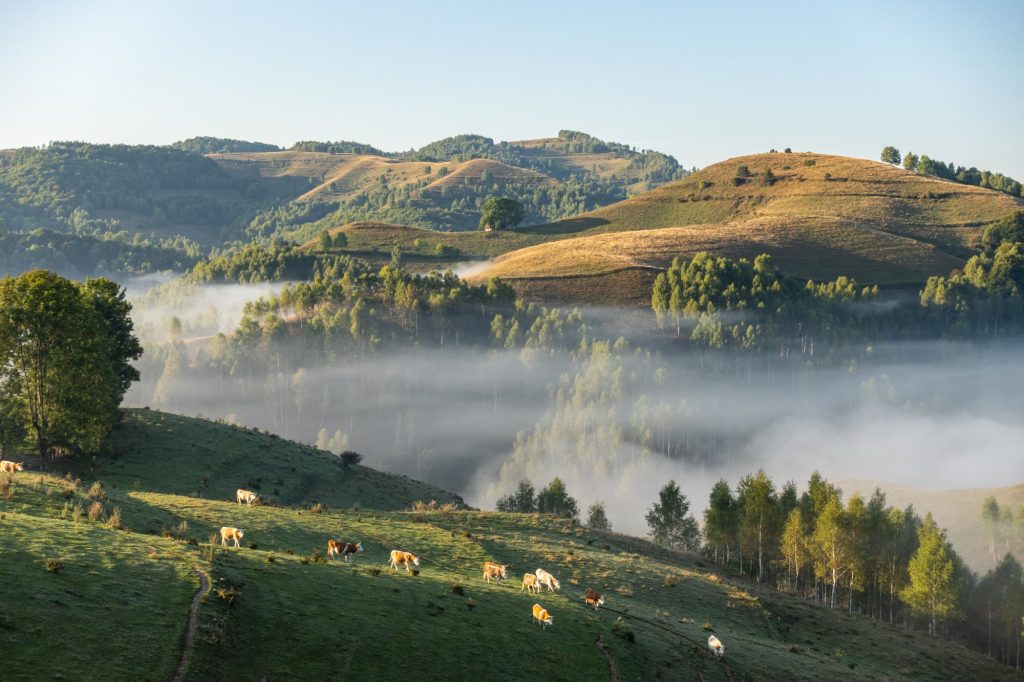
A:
[412,555,420,566]
[15,462,23,471]
[355,542,363,552]
[237,529,245,539]
[552,577,561,591]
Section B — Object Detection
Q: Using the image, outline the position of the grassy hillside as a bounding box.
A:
[1,408,1018,680]
[74,409,463,510]
[2,466,1016,680]
[470,152,1023,303]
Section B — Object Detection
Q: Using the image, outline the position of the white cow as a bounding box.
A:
[236,488,260,506]
[534,568,561,592]
[708,634,725,659]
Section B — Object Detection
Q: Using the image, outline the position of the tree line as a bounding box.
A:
[881,146,1023,199]
[703,470,1023,667]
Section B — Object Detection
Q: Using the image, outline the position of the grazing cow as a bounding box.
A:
[220,526,245,547]
[534,568,560,592]
[532,603,553,629]
[521,573,540,593]
[482,561,508,583]
[388,549,420,572]
[584,588,606,610]
[708,634,725,659]
[0,460,23,473]
[236,488,260,506]
[328,540,363,561]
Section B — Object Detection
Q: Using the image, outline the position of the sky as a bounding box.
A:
[2,0,1023,177]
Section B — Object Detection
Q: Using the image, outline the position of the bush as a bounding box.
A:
[45,558,64,574]
[106,506,122,530]
[735,165,751,178]
[216,585,241,606]
[86,481,104,500]
[87,501,105,522]
[803,159,816,167]
[339,451,363,467]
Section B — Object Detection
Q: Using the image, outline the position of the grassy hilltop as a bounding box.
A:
[0,409,1017,681]
[466,152,1022,304]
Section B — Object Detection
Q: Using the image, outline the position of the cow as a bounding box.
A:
[236,488,260,506]
[328,540,363,561]
[584,588,606,610]
[389,549,420,572]
[482,561,508,583]
[220,527,245,547]
[0,460,23,474]
[708,634,725,659]
[521,573,540,593]
[534,568,560,592]
[532,603,553,629]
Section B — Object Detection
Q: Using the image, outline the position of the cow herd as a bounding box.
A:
[222,487,727,660]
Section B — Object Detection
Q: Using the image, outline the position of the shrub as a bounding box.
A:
[72,502,83,523]
[86,481,104,500]
[216,586,240,606]
[87,501,105,522]
[803,159,816,167]
[736,165,751,177]
[824,172,833,181]
[339,451,363,467]
[310,502,325,514]
[106,506,122,530]
[162,519,189,540]
[612,617,635,643]
[45,558,64,574]
[0,475,12,501]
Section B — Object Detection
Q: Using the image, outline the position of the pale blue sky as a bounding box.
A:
[2,0,1022,177]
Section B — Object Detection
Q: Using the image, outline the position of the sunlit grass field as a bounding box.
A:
[1,410,1018,680]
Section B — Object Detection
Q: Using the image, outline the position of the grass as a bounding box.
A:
[467,153,1022,298]
[1,411,1018,680]
[67,409,463,510]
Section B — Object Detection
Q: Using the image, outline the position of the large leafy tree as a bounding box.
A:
[0,271,137,468]
[646,480,700,551]
[536,477,579,519]
[479,197,524,230]
[880,146,901,165]
[902,513,959,635]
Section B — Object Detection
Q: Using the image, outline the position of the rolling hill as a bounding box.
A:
[1,408,1018,680]
[468,152,1023,304]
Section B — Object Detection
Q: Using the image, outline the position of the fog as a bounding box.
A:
[125,283,1024,565]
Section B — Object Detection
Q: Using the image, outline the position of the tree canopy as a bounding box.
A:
[0,271,140,466]
[479,197,525,230]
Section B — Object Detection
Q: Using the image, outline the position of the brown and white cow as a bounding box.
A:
[236,488,260,506]
[521,573,540,593]
[220,526,245,547]
[482,561,508,583]
[388,549,419,572]
[534,568,560,592]
[328,540,363,561]
[708,634,725,659]
[0,460,24,474]
[532,603,553,629]
[584,588,606,610]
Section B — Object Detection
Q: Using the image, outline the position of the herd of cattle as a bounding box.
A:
[227,487,727,660]
[0,469,725,660]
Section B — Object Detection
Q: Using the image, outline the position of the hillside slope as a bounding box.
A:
[2,409,1019,680]
[2,465,1016,681]
[470,152,1022,303]
[73,409,463,510]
